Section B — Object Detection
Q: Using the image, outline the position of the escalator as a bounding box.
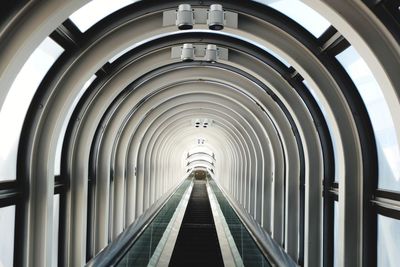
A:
[168,178,224,266]
[109,174,270,267]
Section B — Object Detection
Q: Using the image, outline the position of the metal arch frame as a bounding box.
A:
[83,59,294,231]
[222,52,308,261]
[133,109,241,216]
[187,162,213,170]
[80,34,366,267]
[0,0,91,106]
[133,96,256,216]
[18,31,294,267]
[129,109,241,218]
[19,32,310,267]
[79,53,282,219]
[106,36,322,266]
[212,52,313,262]
[76,52,296,264]
[120,89,262,213]
[77,73,262,258]
[75,68,296,267]
[3,0,380,267]
[61,54,178,267]
[144,112,247,231]
[188,147,215,155]
[119,93,256,215]
[147,113,241,197]
[148,113,239,199]
[133,110,234,213]
[225,9,375,267]
[132,92,264,215]
[300,3,393,264]
[133,62,302,249]
[103,30,329,266]
[95,67,264,207]
[304,0,400,145]
[187,154,215,164]
[105,50,316,266]
[187,151,215,160]
[140,110,282,262]
[187,159,214,168]
[135,77,282,214]
[148,109,244,207]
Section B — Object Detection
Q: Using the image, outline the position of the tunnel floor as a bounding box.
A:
[168,178,224,267]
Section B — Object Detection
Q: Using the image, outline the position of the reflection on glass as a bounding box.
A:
[336,47,400,191]
[0,205,16,267]
[53,195,60,267]
[303,80,339,181]
[333,201,339,267]
[378,215,400,266]
[54,75,96,175]
[254,0,331,37]
[0,37,64,180]
[70,0,138,32]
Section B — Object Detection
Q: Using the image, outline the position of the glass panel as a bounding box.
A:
[378,215,400,267]
[54,75,96,175]
[0,38,64,181]
[117,179,191,266]
[255,0,331,37]
[209,179,271,266]
[336,47,400,191]
[52,195,60,267]
[303,80,340,181]
[0,205,16,267]
[70,0,138,32]
[333,201,339,267]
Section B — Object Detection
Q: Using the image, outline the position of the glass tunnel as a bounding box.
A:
[0,0,399,266]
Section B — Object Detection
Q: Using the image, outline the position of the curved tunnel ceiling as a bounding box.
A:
[0,1,399,267]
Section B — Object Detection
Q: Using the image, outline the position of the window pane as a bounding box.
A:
[336,47,400,191]
[378,215,400,266]
[255,0,331,37]
[54,75,96,175]
[52,195,60,267]
[0,38,63,181]
[0,205,16,267]
[70,0,138,32]
[333,201,339,267]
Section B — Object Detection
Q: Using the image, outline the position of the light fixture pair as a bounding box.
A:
[181,44,219,62]
[176,4,225,30]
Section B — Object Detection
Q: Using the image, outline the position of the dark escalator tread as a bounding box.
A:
[169,180,224,267]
